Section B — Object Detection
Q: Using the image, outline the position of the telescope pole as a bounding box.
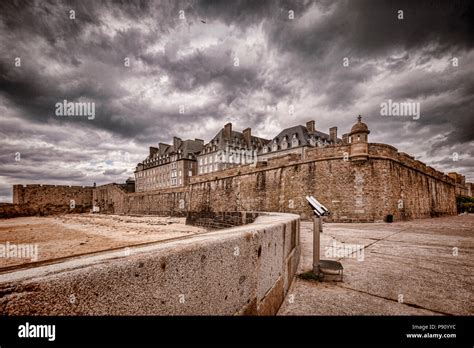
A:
[313,215,320,276]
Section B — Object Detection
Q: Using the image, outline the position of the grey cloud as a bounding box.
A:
[0,0,473,202]
[103,168,127,176]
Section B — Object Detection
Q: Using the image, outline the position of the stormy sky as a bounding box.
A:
[0,0,473,202]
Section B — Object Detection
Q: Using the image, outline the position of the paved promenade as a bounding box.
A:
[279,215,474,315]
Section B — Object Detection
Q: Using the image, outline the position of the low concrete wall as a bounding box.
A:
[0,212,300,315]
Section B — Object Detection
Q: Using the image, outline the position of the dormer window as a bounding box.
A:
[292,134,299,147]
[272,141,278,152]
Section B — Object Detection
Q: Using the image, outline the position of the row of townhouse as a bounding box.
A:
[134,120,344,192]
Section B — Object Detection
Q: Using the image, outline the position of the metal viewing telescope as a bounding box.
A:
[306,195,330,217]
[306,196,343,281]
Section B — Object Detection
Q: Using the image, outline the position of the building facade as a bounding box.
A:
[258,120,341,162]
[135,137,203,192]
[196,123,269,175]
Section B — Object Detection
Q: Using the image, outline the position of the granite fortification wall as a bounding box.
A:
[1,185,93,218]
[91,143,456,222]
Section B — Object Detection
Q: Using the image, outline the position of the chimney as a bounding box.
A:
[149,146,158,156]
[329,127,337,144]
[158,143,169,155]
[194,139,204,153]
[243,127,251,147]
[224,122,232,139]
[306,120,315,133]
[173,136,182,151]
[342,133,349,144]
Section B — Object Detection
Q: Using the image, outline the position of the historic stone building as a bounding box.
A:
[134,137,203,192]
[258,120,342,162]
[196,123,269,175]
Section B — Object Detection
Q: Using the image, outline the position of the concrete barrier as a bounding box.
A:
[0,212,300,315]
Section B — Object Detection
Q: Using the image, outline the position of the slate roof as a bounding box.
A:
[269,125,332,146]
[205,129,270,150]
[138,138,203,170]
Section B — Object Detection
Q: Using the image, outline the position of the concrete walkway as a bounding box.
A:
[278,215,474,315]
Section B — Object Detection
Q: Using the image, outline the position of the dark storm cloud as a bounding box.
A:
[0,0,473,202]
[267,0,474,59]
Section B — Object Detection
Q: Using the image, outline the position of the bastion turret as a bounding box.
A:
[349,115,370,161]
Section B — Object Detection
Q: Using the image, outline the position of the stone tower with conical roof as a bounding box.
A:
[349,115,370,161]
